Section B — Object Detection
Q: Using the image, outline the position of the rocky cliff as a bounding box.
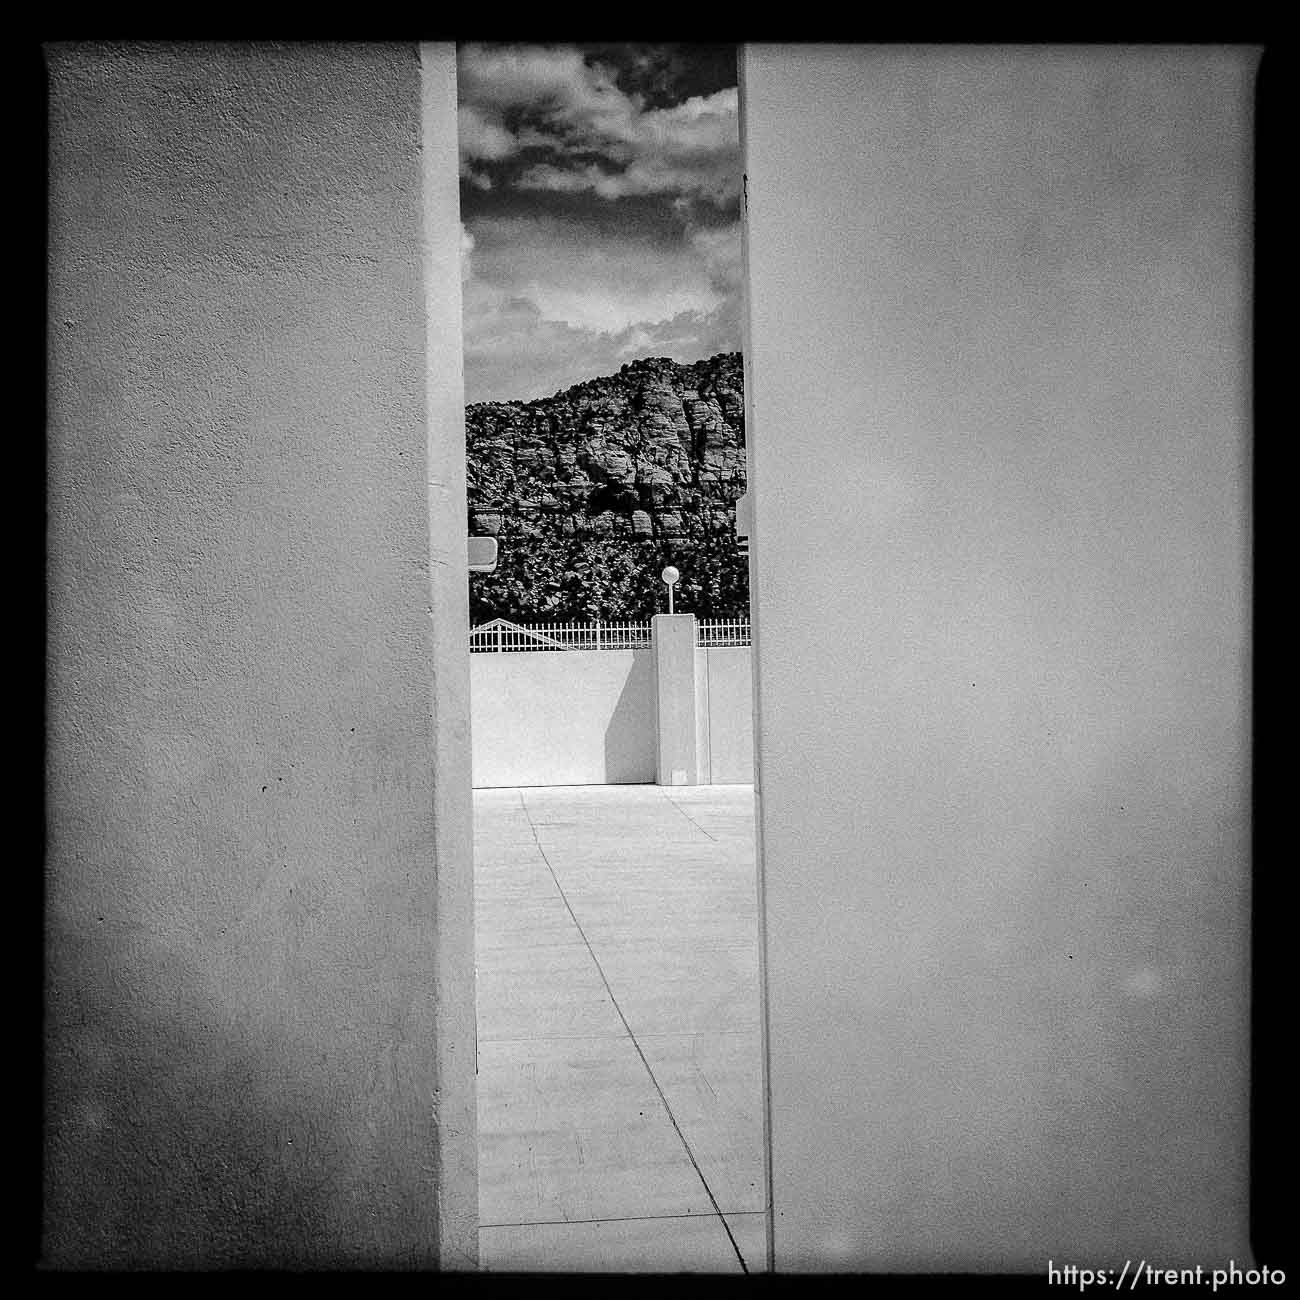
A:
[467,352,745,542]
[466,353,748,623]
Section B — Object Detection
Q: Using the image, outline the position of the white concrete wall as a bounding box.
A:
[45,42,476,1268]
[471,651,656,787]
[472,645,754,789]
[696,648,755,785]
[741,46,1253,1271]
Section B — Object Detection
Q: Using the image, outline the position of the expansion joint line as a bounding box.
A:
[516,789,747,1274]
[660,789,718,841]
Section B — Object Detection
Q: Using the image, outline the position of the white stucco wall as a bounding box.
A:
[696,647,755,785]
[471,650,656,788]
[45,42,476,1268]
[472,644,754,789]
[742,45,1253,1271]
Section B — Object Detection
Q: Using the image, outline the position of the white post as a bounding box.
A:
[652,613,700,785]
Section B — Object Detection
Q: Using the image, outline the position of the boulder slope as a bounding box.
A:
[465,353,749,624]
[467,352,745,546]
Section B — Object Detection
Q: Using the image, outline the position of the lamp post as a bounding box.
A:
[661,565,680,615]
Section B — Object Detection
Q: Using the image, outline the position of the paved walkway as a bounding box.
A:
[474,783,766,1273]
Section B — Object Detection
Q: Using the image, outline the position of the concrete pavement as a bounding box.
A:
[473,783,766,1273]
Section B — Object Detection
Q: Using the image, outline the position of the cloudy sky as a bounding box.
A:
[457,43,742,405]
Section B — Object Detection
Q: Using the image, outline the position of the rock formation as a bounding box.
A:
[467,352,745,543]
[466,353,748,623]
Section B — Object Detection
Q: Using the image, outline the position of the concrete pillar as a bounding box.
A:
[44,42,476,1269]
[742,44,1254,1270]
[652,614,699,785]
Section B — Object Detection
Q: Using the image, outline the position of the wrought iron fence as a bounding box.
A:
[469,616,752,652]
[469,618,651,652]
[696,618,752,647]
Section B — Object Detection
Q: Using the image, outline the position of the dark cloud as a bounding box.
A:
[575,43,738,109]
[457,43,740,208]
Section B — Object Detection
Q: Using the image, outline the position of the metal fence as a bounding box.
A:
[469,619,651,652]
[468,617,751,652]
[696,618,752,647]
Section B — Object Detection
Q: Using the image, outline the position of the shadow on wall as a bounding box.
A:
[604,650,657,784]
[44,926,359,1269]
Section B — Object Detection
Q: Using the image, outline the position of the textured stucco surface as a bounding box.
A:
[471,650,655,788]
[742,46,1253,1270]
[697,648,754,785]
[45,42,475,1267]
